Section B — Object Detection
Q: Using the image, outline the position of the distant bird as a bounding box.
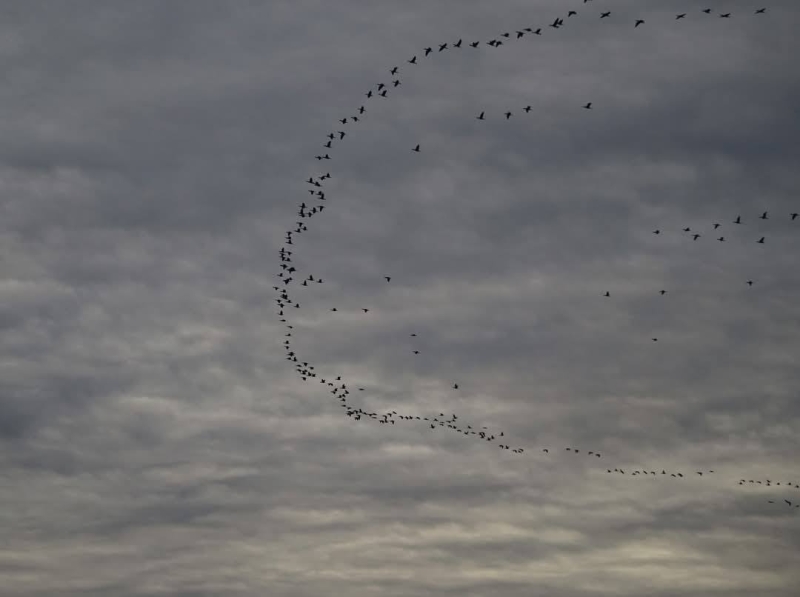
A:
[340,117,347,124]
[791,213,799,220]
[755,8,766,14]
[454,39,462,48]
[652,338,658,342]
[720,13,731,18]
[524,105,532,113]
[659,290,667,295]
[713,223,721,229]
[734,215,742,224]
[366,90,373,98]
[424,47,432,56]
[693,234,701,240]
[653,229,660,234]
[568,11,577,17]
[757,237,765,244]
[583,102,592,109]
[413,350,420,354]
[604,291,610,297]
[410,333,417,337]
[385,276,391,282]
[718,237,725,242]
[676,13,686,19]
[477,111,485,120]
[408,56,417,64]
[760,211,768,220]
[453,383,459,389]
[390,66,398,74]
[470,41,480,48]
[504,111,512,119]
[747,280,754,286]
[635,19,645,27]
[362,308,369,312]
[438,43,448,51]
[600,12,611,18]
[702,9,712,14]
[683,227,691,232]
[413,144,420,152]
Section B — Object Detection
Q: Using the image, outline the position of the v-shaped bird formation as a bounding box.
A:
[277,3,798,513]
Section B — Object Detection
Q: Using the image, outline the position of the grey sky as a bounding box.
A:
[1,1,799,596]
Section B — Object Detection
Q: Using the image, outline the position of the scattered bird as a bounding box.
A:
[583,102,592,109]
[413,144,420,152]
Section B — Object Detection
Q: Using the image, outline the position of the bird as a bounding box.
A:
[438,43,448,51]
[390,66,398,74]
[408,56,417,64]
[734,215,742,224]
[635,19,645,27]
[524,105,532,113]
[504,111,512,119]
[600,12,611,18]
[362,308,369,313]
[604,291,610,297]
[720,13,731,18]
[713,223,721,229]
[755,8,766,14]
[583,102,592,109]
[718,237,725,242]
[477,111,485,120]
[676,13,686,19]
[791,213,799,220]
[413,144,420,152]
[470,41,479,48]
[453,383,459,389]
[693,234,701,240]
[568,11,577,17]
[760,211,768,220]
[702,9,712,14]
[653,229,660,234]
[747,280,754,286]
[683,227,691,232]
[454,39,462,48]
[659,290,667,295]
[385,276,391,282]
[757,237,765,244]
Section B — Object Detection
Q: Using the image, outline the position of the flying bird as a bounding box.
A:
[477,111,485,120]
[600,12,611,18]
[413,144,420,152]
[635,19,645,27]
[583,102,592,109]
[757,237,765,243]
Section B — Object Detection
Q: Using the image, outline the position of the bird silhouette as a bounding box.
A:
[635,19,645,27]
[413,144,420,152]
[477,111,485,120]
[583,102,592,109]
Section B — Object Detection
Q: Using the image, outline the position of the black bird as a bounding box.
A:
[683,227,691,232]
[533,28,541,35]
[550,17,562,28]
[424,47,432,56]
[385,276,391,282]
[324,141,331,148]
[760,211,768,220]
[676,13,686,19]
[718,237,725,241]
[524,105,532,113]
[413,144,420,152]
[454,39,462,48]
[659,290,667,295]
[692,234,701,240]
[653,229,660,234]
[720,13,731,18]
[338,131,345,139]
[366,90,373,98]
[600,12,611,18]
[734,215,742,224]
[516,31,525,39]
[379,89,387,97]
[755,8,766,14]
[713,223,721,229]
[702,9,712,14]
[377,83,385,91]
[791,213,799,220]
[413,350,420,354]
[568,11,577,17]
[583,102,592,109]
[757,237,765,244]
[410,333,417,336]
[362,308,369,313]
[408,56,417,64]
[504,111,512,119]
[453,383,459,389]
[635,19,645,27]
[604,291,610,297]
[470,41,480,47]
[477,111,485,120]
[438,43,448,51]
[390,66,398,74]
[340,117,347,124]
[747,280,754,286]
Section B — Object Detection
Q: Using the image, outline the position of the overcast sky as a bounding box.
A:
[1,1,799,596]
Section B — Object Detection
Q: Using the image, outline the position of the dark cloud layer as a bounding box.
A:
[1,1,799,595]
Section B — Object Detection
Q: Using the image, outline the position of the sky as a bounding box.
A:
[1,1,799,595]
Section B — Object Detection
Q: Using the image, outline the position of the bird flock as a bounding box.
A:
[278,3,798,512]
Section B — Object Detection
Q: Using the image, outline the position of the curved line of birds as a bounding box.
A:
[278,3,798,511]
